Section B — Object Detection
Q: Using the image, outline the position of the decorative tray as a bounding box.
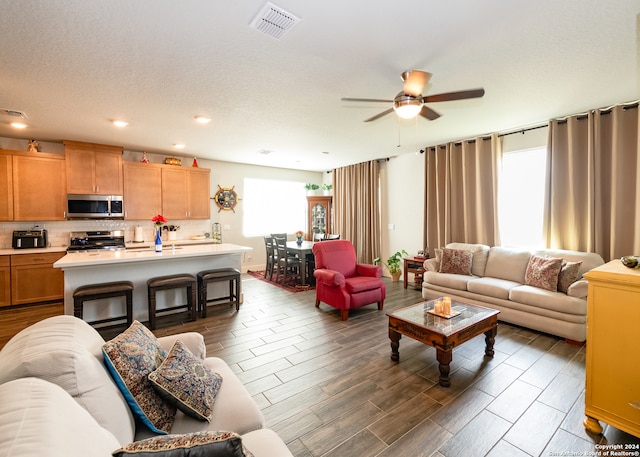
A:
[427,309,461,319]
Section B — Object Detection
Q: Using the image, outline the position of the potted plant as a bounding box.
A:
[304,183,320,196]
[322,183,333,195]
[374,249,409,282]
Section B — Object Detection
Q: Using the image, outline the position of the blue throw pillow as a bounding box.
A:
[102,321,176,434]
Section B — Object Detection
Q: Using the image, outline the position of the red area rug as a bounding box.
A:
[246,270,315,293]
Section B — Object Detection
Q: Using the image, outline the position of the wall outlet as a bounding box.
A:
[388,223,395,230]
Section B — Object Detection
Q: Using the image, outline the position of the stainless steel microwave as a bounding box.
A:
[67,194,124,219]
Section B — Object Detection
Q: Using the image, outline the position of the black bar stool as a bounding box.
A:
[73,281,134,328]
[146,274,197,330]
[197,268,241,317]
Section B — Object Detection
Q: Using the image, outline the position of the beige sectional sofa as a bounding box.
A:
[0,315,292,457]
[421,243,605,342]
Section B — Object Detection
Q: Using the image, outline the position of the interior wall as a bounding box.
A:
[379,152,425,277]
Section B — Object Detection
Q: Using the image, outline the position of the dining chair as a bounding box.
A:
[263,235,276,280]
[274,236,302,286]
[321,234,340,241]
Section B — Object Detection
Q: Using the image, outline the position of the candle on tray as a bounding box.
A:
[434,298,443,314]
[443,296,451,315]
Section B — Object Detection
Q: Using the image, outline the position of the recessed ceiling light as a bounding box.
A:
[112,120,128,127]
[173,144,186,149]
[194,115,211,124]
[321,151,330,155]
[257,149,272,155]
[11,122,27,129]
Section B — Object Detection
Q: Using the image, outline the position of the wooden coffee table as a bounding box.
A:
[387,299,499,387]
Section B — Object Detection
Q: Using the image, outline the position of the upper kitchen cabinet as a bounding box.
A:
[0,153,13,221]
[161,166,210,220]
[64,140,123,195]
[123,161,162,220]
[13,152,66,221]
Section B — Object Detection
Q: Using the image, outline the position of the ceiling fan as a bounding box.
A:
[342,70,485,122]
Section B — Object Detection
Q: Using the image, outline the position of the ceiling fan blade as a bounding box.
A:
[401,70,432,97]
[422,88,485,103]
[364,108,394,122]
[419,105,441,121]
[342,97,394,103]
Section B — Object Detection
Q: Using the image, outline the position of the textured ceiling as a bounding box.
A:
[0,1,638,171]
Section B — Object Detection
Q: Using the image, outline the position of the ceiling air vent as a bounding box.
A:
[250,2,300,40]
[0,108,28,119]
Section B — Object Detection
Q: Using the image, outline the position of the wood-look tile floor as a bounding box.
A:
[3,275,639,456]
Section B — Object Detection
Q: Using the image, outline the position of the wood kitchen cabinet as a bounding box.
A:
[0,154,13,221]
[306,196,332,240]
[0,256,10,307]
[13,152,66,221]
[10,252,65,305]
[583,260,640,438]
[123,162,162,220]
[64,140,123,195]
[161,167,210,220]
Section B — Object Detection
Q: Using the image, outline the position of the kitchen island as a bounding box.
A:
[54,243,251,324]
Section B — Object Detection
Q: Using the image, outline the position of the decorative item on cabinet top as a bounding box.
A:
[164,157,181,165]
[213,185,238,212]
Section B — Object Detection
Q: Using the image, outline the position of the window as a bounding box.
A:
[498,147,547,248]
[242,178,307,237]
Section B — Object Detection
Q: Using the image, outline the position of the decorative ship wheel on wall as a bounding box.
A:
[213,185,238,212]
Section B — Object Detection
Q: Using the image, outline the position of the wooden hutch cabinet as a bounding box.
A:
[306,196,332,240]
[583,260,640,438]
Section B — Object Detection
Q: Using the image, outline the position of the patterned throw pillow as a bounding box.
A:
[148,340,223,422]
[102,321,176,434]
[112,431,253,457]
[524,255,563,291]
[557,261,583,293]
[438,248,473,276]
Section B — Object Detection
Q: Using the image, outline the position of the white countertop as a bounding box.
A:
[54,243,251,269]
[0,246,67,256]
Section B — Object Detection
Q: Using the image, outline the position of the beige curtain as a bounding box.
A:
[333,160,381,263]
[544,103,639,261]
[424,134,502,254]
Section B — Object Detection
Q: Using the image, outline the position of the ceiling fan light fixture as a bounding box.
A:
[393,95,423,119]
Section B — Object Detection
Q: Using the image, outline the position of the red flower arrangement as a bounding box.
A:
[152,214,167,227]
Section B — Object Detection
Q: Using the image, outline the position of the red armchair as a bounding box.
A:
[312,240,386,320]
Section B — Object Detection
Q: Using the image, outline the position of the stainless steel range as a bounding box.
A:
[68,230,125,252]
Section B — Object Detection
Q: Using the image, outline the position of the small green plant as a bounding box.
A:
[304,183,320,191]
[374,249,409,274]
[322,183,332,191]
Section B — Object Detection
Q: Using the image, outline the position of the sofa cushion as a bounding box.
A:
[467,277,521,300]
[445,243,491,276]
[533,248,604,278]
[439,248,473,275]
[509,285,587,316]
[557,261,583,293]
[149,340,222,422]
[0,377,121,457]
[524,255,563,291]
[103,321,176,434]
[0,315,134,446]
[423,271,472,291]
[484,247,531,283]
[112,431,252,457]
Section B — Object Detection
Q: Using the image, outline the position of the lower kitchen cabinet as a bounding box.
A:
[10,252,65,305]
[0,256,10,307]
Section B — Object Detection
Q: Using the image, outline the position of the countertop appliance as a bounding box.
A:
[67,230,125,251]
[13,229,48,249]
[67,194,124,219]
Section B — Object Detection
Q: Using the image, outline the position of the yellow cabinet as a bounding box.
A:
[583,260,640,438]
[13,152,66,221]
[0,154,13,221]
[123,162,162,220]
[161,167,210,220]
[10,252,65,305]
[64,140,123,195]
[0,256,10,307]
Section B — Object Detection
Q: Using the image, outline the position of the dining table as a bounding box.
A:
[286,240,315,286]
